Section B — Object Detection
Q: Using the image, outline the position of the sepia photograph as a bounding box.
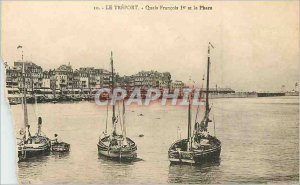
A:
[0,1,299,184]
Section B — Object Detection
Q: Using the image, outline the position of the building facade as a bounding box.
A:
[5,62,190,95]
[13,61,43,92]
[171,80,185,89]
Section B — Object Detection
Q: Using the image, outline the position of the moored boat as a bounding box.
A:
[17,117,51,161]
[168,137,221,164]
[168,43,221,165]
[52,142,70,152]
[51,134,70,152]
[18,133,51,161]
[97,52,137,161]
[98,134,137,160]
[17,60,51,162]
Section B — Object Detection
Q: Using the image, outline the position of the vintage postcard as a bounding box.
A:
[0,0,299,184]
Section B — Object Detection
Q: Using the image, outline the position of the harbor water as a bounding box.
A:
[12,96,298,184]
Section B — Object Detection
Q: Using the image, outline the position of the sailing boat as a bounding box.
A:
[17,63,51,161]
[97,52,137,161]
[168,43,221,164]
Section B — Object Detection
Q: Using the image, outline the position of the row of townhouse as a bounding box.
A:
[6,61,43,91]
[119,70,174,89]
[5,61,185,94]
[5,61,114,94]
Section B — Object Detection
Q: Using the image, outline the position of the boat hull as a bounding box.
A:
[52,142,70,152]
[97,146,137,160]
[168,138,221,165]
[18,144,51,161]
[18,136,52,161]
[97,136,137,161]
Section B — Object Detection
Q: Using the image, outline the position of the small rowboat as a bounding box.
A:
[52,142,70,152]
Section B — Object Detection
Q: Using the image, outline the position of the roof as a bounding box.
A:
[56,64,73,72]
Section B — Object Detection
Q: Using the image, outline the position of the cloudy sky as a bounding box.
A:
[1,1,298,91]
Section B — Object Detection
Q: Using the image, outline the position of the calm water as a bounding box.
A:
[12,97,299,184]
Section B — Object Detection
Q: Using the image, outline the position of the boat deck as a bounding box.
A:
[168,136,221,164]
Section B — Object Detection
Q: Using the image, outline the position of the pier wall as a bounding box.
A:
[257,93,285,97]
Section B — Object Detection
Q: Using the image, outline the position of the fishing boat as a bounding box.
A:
[17,62,51,161]
[51,134,70,152]
[168,43,221,165]
[52,142,70,152]
[97,52,137,161]
[17,112,51,161]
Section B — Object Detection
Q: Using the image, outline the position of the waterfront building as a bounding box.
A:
[53,64,73,94]
[102,69,112,88]
[117,75,132,88]
[94,69,103,88]
[42,71,51,89]
[78,68,89,94]
[171,80,185,89]
[72,70,81,89]
[4,61,232,97]
[79,67,97,90]
[130,70,172,89]
[5,66,21,89]
[14,61,43,93]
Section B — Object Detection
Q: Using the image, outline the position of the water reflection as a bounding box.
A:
[18,153,50,165]
[96,154,139,184]
[17,154,50,183]
[168,159,221,184]
[97,153,144,164]
[13,97,299,183]
[52,151,70,159]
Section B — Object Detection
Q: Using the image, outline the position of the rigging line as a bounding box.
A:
[22,90,25,117]
[195,74,205,123]
[212,104,216,136]
[34,94,39,121]
[195,104,200,122]
[117,101,123,133]
[213,115,216,137]
[105,100,109,133]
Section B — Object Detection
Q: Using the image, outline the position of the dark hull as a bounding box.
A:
[168,138,221,165]
[18,145,51,161]
[97,148,137,162]
[193,147,221,163]
[52,142,70,152]
[18,136,52,161]
[97,136,137,161]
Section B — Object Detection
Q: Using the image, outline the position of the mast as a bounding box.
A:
[22,62,29,140]
[187,95,192,151]
[205,42,214,127]
[31,68,34,95]
[122,100,127,145]
[205,45,210,115]
[111,51,116,134]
